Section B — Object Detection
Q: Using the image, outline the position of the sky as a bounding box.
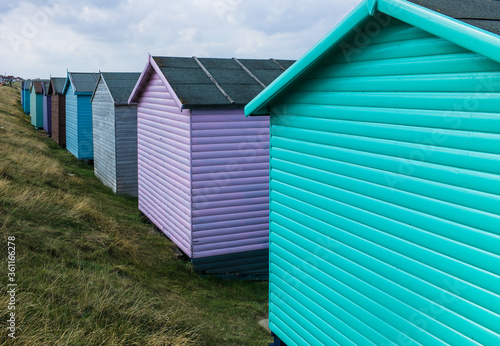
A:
[0,0,362,79]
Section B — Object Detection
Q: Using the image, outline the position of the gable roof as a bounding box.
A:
[22,80,32,90]
[42,81,50,96]
[91,72,141,105]
[245,0,500,116]
[30,80,47,94]
[49,77,66,95]
[129,55,294,109]
[63,72,99,95]
[408,0,500,35]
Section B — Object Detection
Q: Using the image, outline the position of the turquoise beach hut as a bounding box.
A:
[246,0,500,345]
[63,72,99,160]
[30,80,46,128]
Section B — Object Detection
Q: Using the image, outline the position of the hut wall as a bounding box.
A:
[93,79,116,192]
[137,69,192,256]
[65,83,79,157]
[43,95,52,136]
[190,108,270,259]
[267,18,500,346]
[23,89,30,114]
[52,95,66,146]
[30,90,43,128]
[115,104,138,196]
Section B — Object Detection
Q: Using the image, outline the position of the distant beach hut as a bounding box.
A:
[63,72,98,160]
[22,80,31,114]
[129,55,294,275]
[42,81,52,136]
[49,77,67,147]
[30,80,46,128]
[20,80,24,107]
[91,72,141,196]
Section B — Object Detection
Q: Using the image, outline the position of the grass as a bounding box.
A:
[0,84,271,345]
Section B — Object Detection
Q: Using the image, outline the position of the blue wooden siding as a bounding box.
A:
[23,89,30,114]
[269,18,500,346]
[77,95,94,159]
[65,83,79,158]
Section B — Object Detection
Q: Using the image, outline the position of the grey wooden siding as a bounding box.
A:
[93,78,117,192]
[137,70,193,256]
[115,104,138,196]
[190,109,270,259]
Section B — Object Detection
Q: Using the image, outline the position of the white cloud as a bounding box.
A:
[0,0,362,79]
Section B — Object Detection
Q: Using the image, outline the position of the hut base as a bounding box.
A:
[192,248,269,279]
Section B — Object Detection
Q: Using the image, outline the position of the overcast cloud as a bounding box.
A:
[0,0,362,79]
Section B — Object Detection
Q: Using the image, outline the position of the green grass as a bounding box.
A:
[0,84,271,345]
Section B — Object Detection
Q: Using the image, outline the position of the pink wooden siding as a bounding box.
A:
[137,69,192,256]
[191,109,270,258]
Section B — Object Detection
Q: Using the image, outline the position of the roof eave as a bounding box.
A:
[245,0,500,116]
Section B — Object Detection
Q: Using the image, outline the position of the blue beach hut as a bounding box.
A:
[246,0,500,345]
[63,72,99,160]
[22,80,31,114]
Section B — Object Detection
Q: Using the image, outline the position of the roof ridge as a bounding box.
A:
[192,56,235,105]
[270,58,286,71]
[232,57,267,88]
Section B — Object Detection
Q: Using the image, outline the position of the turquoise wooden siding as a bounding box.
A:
[30,88,43,128]
[269,18,500,346]
[77,95,93,159]
[65,83,79,158]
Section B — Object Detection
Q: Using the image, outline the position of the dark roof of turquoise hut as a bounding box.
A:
[408,0,500,35]
[151,56,295,109]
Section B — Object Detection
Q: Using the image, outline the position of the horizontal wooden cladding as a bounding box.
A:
[275,104,500,134]
[93,82,116,193]
[318,52,500,78]
[51,95,65,146]
[65,85,79,157]
[137,68,192,256]
[272,125,500,177]
[301,71,500,93]
[139,190,191,256]
[273,113,500,155]
[269,201,500,345]
[330,36,468,65]
[285,91,500,113]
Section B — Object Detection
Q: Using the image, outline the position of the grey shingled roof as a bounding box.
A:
[69,72,99,93]
[42,81,50,96]
[101,72,141,104]
[22,80,32,90]
[408,0,500,35]
[50,77,66,95]
[153,56,295,108]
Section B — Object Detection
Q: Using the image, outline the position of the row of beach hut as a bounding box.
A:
[18,0,500,344]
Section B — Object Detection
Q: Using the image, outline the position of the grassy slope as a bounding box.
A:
[0,84,271,345]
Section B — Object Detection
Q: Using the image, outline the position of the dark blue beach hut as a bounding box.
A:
[246,0,500,344]
[63,72,99,160]
[42,81,52,136]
